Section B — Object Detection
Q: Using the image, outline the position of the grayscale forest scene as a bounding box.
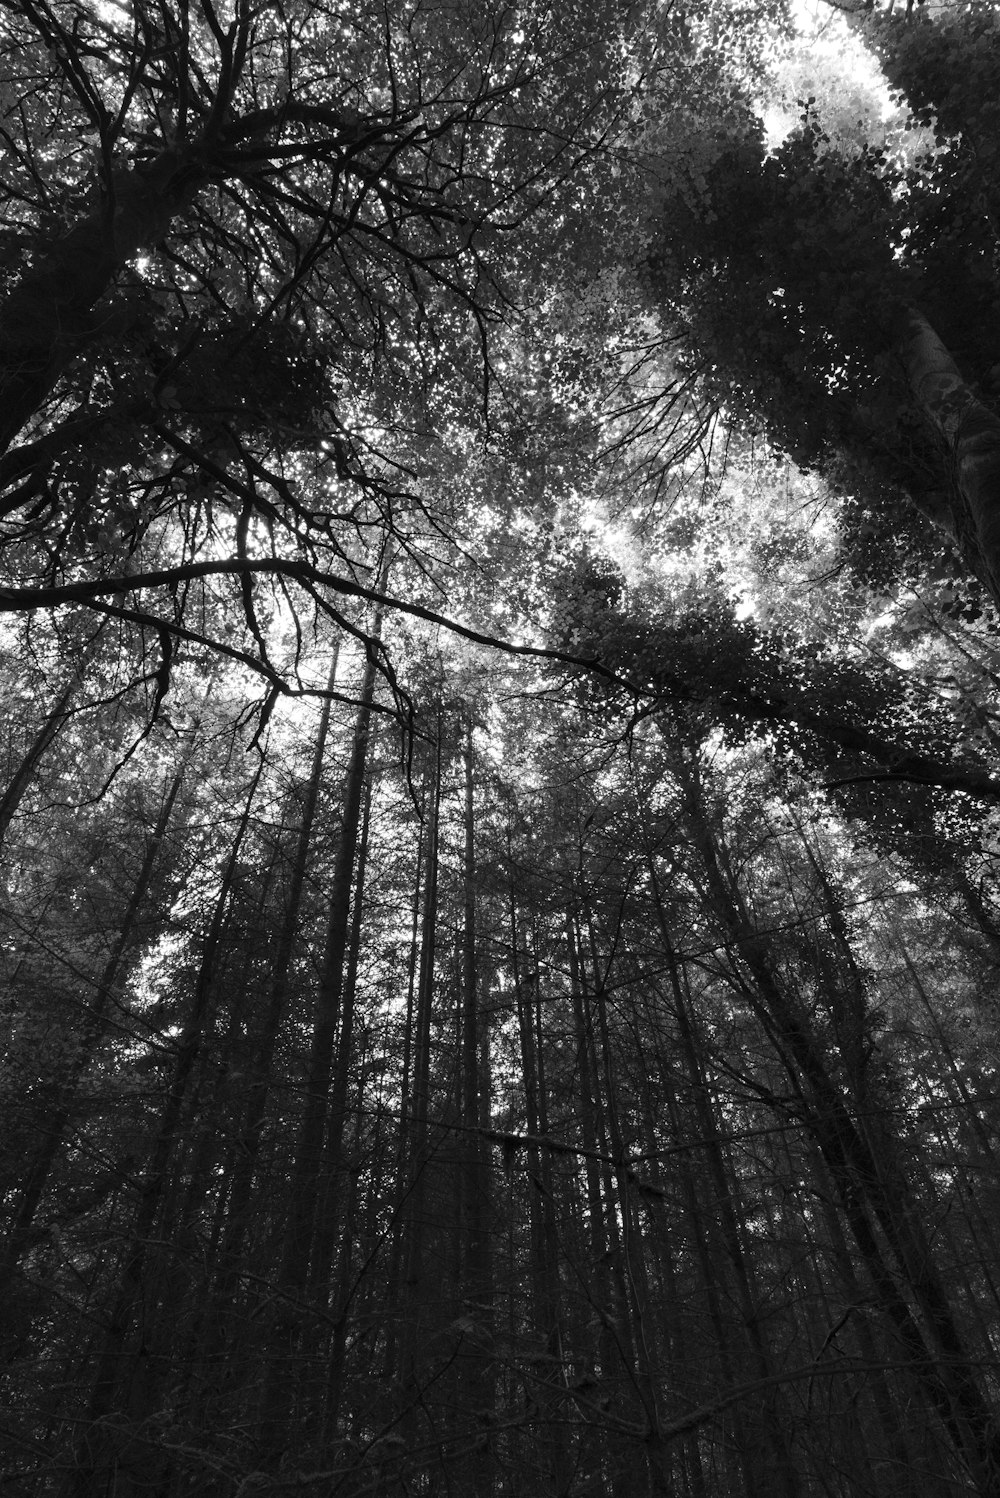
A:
[2,0,1000,1492]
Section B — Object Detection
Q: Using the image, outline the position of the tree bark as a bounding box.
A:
[900,305,1000,606]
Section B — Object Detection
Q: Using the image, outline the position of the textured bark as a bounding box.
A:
[900,306,1000,605]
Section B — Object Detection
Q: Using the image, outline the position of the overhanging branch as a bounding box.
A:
[0,555,636,692]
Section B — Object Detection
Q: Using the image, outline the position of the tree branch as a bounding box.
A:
[0,556,635,692]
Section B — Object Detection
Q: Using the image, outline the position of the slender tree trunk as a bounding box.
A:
[260,628,382,1452]
[566,910,624,1404]
[0,676,74,853]
[630,1012,707,1498]
[311,753,374,1276]
[457,715,496,1489]
[161,830,289,1406]
[69,752,267,1498]
[681,762,1000,1495]
[642,842,801,1498]
[660,1059,763,1498]
[0,756,187,1292]
[219,646,339,1286]
[178,838,281,1226]
[578,903,672,1496]
[382,776,428,1378]
[510,890,571,1497]
[398,723,442,1400]
[321,1075,366,1444]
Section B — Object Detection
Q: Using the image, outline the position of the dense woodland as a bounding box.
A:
[4,0,1000,1493]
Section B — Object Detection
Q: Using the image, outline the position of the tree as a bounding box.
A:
[644,2,1000,607]
[11,3,1000,1495]
[0,0,660,724]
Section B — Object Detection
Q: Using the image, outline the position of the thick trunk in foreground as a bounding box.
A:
[900,306,1000,605]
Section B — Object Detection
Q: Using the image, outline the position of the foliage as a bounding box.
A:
[644,4,1000,595]
[6,4,1000,1497]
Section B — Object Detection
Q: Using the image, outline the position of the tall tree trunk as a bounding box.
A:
[215,647,339,1305]
[681,760,1000,1495]
[0,754,187,1293]
[311,752,374,1285]
[0,672,75,854]
[638,832,801,1498]
[899,306,1000,605]
[320,1069,367,1446]
[69,751,267,1498]
[260,626,382,1453]
[457,714,496,1490]
[382,774,428,1380]
[510,889,571,1497]
[397,721,442,1403]
[630,1000,709,1498]
[578,900,672,1496]
[565,910,625,1413]
[160,828,289,1408]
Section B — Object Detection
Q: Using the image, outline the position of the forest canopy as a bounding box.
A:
[4,0,1000,1495]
